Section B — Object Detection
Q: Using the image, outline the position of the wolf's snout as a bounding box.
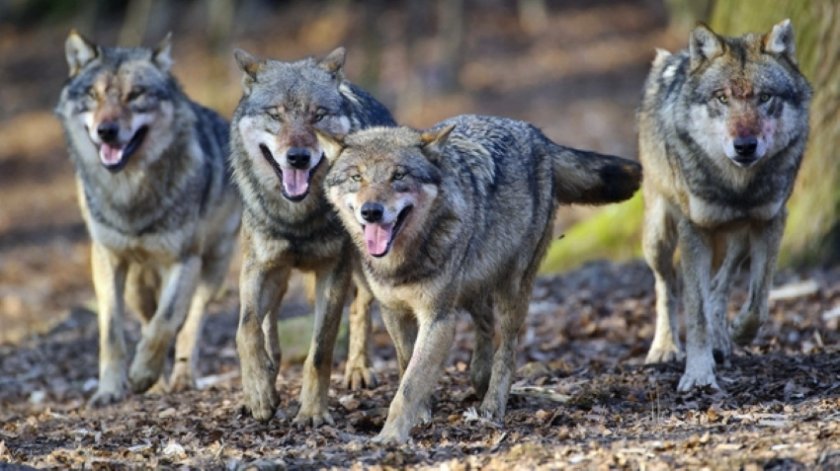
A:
[97,122,120,144]
[733,136,758,157]
[360,202,384,223]
[286,147,311,169]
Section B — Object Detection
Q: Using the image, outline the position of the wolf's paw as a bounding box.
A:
[168,363,196,393]
[88,387,125,407]
[292,406,334,428]
[645,343,684,364]
[241,377,278,422]
[712,330,733,365]
[730,313,761,346]
[128,339,167,394]
[677,370,720,392]
[128,361,163,394]
[372,425,410,446]
[478,397,507,423]
[342,362,377,391]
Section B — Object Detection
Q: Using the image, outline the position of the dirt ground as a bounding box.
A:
[1,1,839,469]
[2,262,840,469]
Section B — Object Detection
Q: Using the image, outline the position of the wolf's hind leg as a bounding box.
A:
[709,231,746,363]
[129,256,202,394]
[643,195,683,364]
[294,256,352,428]
[730,213,785,346]
[343,277,377,390]
[169,243,234,392]
[466,294,494,399]
[480,281,529,421]
[89,244,130,407]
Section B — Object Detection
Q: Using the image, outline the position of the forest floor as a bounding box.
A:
[1,0,839,469]
[2,261,840,469]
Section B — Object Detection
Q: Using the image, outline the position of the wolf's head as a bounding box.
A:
[56,30,180,173]
[233,48,353,202]
[679,19,810,169]
[319,125,453,259]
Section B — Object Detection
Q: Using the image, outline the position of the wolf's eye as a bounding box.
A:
[715,93,728,104]
[266,108,282,121]
[393,170,407,181]
[350,174,362,182]
[313,108,328,123]
[759,93,772,103]
[85,87,97,99]
[127,87,146,101]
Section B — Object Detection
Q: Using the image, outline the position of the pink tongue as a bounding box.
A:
[364,223,394,256]
[282,168,310,197]
[99,144,123,166]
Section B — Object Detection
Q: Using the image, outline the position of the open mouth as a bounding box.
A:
[98,126,148,172]
[362,205,413,258]
[260,144,323,202]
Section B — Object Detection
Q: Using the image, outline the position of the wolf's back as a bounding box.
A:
[342,82,396,128]
[549,143,642,205]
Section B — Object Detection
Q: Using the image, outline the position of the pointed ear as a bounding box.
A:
[152,32,173,72]
[420,124,455,160]
[65,29,99,77]
[234,48,263,93]
[763,18,797,64]
[318,47,346,80]
[315,129,346,163]
[689,23,724,69]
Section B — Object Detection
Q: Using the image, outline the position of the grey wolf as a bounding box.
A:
[55,31,241,405]
[639,19,811,391]
[318,114,642,443]
[229,47,395,425]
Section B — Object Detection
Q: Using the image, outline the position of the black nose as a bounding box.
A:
[360,202,384,223]
[97,122,120,144]
[286,147,311,169]
[734,136,758,156]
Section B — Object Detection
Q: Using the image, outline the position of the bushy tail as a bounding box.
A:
[550,144,642,205]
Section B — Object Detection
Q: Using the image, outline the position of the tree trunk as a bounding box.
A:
[540,0,840,272]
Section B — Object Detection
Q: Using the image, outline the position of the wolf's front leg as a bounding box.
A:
[237,257,287,422]
[676,220,718,392]
[89,244,129,406]
[294,258,352,427]
[374,307,456,445]
[730,214,785,346]
[128,255,201,393]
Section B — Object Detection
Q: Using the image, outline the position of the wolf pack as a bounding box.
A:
[54,18,811,444]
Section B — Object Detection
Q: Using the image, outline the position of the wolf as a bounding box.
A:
[317,114,642,443]
[55,31,241,405]
[639,19,811,391]
[229,47,395,425]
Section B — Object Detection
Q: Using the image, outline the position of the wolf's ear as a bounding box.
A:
[65,29,99,77]
[318,47,346,80]
[234,48,263,93]
[420,124,455,161]
[152,32,173,72]
[763,19,797,64]
[689,23,724,69]
[315,129,346,163]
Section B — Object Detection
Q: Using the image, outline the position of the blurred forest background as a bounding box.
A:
[0,0,837,344]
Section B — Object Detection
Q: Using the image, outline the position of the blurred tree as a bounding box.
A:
[540,0,840,272]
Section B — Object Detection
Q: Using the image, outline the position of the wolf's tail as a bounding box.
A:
[549,144,642,205]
